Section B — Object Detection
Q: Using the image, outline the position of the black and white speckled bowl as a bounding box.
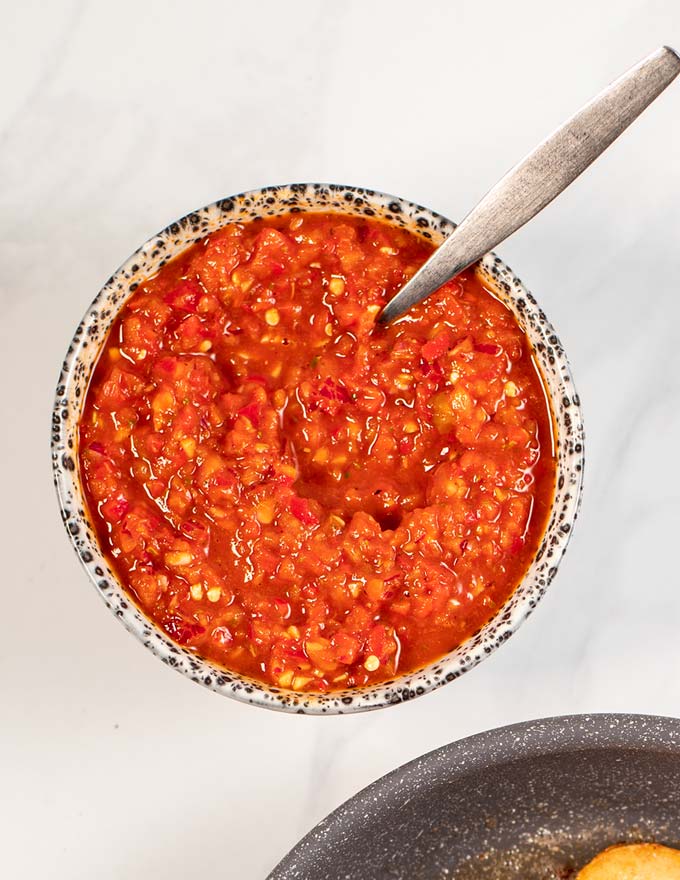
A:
[269,713,680,879]
[52,183,584,714]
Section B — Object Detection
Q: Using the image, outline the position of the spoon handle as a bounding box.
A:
[380,46,680,324]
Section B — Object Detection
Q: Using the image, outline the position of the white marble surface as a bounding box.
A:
[2,1,680,877]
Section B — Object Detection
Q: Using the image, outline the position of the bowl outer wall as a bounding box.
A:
[268,713,680,879]
[51,182,585,714]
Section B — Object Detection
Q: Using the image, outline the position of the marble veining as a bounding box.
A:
[2,2,680,878]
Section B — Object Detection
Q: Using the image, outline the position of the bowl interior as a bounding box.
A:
[268,714,680,878]
[52,183,584,713]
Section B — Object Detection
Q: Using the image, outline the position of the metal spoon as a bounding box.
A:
[379,46,680,325]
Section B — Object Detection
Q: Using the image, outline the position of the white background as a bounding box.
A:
[2,1,680,877]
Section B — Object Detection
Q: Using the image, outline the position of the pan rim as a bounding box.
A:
[268,712,680,878]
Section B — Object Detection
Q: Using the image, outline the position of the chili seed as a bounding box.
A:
[312,447,329,465]
[165,550,193,566]
[364,655,380,672]
[292,675,312,690]
[256,498,276,524]
[278,670,294,688]
[181,438,197,458]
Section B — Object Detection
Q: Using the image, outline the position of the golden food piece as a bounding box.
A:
[577,843,680,879]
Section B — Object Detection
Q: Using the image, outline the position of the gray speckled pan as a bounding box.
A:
[51,183,585,714]
[269,714,680,878]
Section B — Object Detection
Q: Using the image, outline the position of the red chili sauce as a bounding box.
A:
[80,213,556,692]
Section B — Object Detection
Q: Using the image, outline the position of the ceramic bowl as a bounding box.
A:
[268,713,680,878]
[52,183,584,714]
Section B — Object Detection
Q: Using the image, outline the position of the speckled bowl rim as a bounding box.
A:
[51,182,585,715]
[267,713,680,877]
